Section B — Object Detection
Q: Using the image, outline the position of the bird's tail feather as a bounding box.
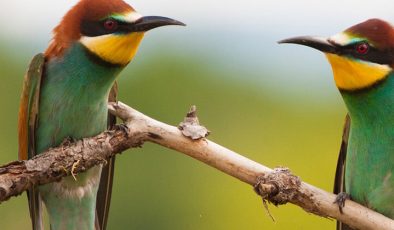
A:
[27,185,44,230]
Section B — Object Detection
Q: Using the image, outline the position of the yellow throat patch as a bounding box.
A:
[325,53,391,90]
[80,32,145,66]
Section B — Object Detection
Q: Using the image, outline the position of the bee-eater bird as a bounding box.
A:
[279,19,394,230]
[17,0,184,229]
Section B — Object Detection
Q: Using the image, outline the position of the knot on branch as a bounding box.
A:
[254,167,301,206]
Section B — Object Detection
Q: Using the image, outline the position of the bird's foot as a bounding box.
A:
[334,192,351,213]
[61,136,77,146]
[113,123,129,135]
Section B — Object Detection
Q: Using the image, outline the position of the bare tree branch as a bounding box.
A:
[0,102,393,230]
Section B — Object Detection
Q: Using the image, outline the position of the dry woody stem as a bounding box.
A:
[0,102,393,230]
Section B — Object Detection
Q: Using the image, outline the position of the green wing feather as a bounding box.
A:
[95,81,118,230]
[334,114,351,230]
[18,53,45,230]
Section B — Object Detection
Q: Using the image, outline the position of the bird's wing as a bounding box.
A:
[334,114,350,194]
[334,114,351,230]
[18,53,45,230]
[95,81,118,230]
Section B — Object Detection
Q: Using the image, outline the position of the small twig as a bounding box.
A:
[262,199,275,222]
[71,160,80,181]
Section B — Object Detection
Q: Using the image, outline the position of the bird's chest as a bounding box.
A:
[36,84,108,154]
[36,80,109,196]
[35,51,119,154]
[341,75,394,217]
[345,122,394,218]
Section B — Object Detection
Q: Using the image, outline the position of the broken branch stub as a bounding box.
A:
[178,105,210,140]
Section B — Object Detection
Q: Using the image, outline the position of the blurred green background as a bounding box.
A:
[0,0,393,229]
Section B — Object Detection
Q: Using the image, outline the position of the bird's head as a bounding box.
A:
[279,19,394,91]
[45,0,185,66]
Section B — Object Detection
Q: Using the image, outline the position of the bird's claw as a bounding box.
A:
[334,192,351,213]
[61,136,77,146]
[113,123,129,135]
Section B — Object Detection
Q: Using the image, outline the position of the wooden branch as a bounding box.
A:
[0,102,393,230]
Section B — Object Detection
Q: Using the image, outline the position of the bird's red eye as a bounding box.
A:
[356,42,369,54]
[103,19,118,30]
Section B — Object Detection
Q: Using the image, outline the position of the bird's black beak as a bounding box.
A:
[128,16,185,32]
[278,36,338,54]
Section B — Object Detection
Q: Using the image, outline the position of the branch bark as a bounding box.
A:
[0,102,393,230]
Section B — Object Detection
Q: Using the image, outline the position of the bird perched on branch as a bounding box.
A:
[280,19,394,230]
[17,0,184,229]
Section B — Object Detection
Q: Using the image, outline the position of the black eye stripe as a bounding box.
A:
[338,42,394,65]
[81,19,131,37]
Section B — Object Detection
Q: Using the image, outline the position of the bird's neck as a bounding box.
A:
[46,42,124,97]
[341,72,394,129]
